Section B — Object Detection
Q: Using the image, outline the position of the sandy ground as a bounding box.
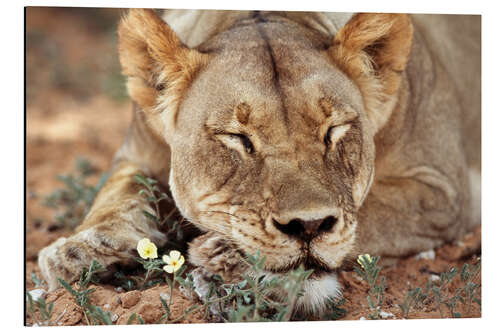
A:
[25,7,481,326]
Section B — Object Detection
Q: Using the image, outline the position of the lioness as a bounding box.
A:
[38,9,481,314]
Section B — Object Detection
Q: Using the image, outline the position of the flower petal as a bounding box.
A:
[162,255,171,264]
[177,255,185,267]
[137,238,151,259]
[137,238,149,250]
[169,250,181,261]
[163,265,174,274]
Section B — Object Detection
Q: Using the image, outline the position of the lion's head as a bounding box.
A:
[118,9,413,311]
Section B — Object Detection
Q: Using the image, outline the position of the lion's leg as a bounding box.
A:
[354,167,472,259]
[38,161,167,291]
[188,232,247,283]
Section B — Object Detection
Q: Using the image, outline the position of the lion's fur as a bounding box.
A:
[38,9,481,315]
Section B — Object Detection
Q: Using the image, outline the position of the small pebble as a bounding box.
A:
[379,311,395,319]
[414,249,436,260]
[429,274,440,282]
[111,313,119,323]
[27,289,46,302]
[160,292,170,302]
[359,316,366,320]
[120,290,141,309]
[103,304,110,310]
[115,287,124,293]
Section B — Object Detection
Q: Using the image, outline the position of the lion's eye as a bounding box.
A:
[324,124,351,147]
[218,133,255,155]
[234,134,255,154]
[324,126,334,146]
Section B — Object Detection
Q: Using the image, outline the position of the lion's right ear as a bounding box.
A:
[329,13,413,133]
[118,9,208,113]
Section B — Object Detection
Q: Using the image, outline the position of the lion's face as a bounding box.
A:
[167,21,375,275]
[119,10,412,279]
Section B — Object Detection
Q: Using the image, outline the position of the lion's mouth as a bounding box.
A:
[268,253,333,277]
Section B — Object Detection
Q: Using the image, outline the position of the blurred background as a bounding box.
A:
[26,7,130,195]
[26,7,133,274]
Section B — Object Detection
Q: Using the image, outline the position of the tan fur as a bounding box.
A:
[329,13,413,132]
[38,9,480,315]
[118,9,209,138]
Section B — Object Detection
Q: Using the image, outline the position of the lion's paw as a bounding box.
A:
[38,235,107,291]
[188,232,247,282]
[38,237,79,291]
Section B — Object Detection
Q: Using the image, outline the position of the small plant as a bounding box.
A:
[162,250,186,306]
[434,258,481,318]
[398,287,425,318]
[26,292,54,326]
[354,254,386,319]
[398,257,481,318]
[31,272,45,288]
[43,157,108,230]
[58,260,113,325]
[27,272,55,326]
[459,259,482,314]
[322,297,348,320]
[134,174,184,248]
[134,238,165,289]
[134,175,177,227]
[127,313,145,325]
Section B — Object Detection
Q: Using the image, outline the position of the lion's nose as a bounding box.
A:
[273,216,337,241]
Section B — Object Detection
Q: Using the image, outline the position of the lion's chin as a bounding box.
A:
[262,269,342,317]
[294,272,342,316]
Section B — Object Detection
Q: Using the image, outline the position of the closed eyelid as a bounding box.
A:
[329,108,358,125]
[215,132,255,156]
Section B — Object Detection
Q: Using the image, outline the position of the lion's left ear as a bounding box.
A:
[118,9,209,137]
[329,13,413,132]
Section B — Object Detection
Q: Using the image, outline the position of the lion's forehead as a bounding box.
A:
[191,55,358,143]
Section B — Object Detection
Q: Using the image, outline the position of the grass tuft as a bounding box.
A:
[43,157,108,230]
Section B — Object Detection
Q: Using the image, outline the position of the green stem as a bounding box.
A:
[83,309,91,325]
[141,258,156,290]
[169,271,176,307]
[252,284,260,321]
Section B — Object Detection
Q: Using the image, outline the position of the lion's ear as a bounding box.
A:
[118,9,208,113]
[329,13,413,132]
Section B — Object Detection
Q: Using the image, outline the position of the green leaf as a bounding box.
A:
[31,272,43,287]
[238,280,248,289]
[165,275,173,290]
[58,278,77,297]
[142,210,159,222]
[127,313,137,325]
[160,296,171,318]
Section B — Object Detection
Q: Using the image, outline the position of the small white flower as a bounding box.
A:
[162,250,185,273]
[137,238,158,259]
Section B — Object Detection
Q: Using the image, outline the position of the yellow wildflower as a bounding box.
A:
[163,250,185,273]
[357,254,372,269]
[137,238,158,260]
